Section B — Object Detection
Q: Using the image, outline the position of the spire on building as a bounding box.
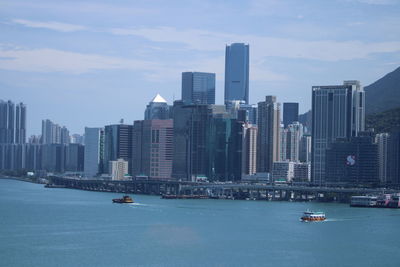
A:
[150,94,167,103]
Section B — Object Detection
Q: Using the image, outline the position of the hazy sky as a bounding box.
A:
[1,0,400,135]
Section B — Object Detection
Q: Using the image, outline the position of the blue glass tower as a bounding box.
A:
[224,43,250,104]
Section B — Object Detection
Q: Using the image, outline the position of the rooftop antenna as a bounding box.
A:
[120,118,124,124]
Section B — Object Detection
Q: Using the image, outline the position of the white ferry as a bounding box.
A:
[350,196,377,207]
[301,210,326,222]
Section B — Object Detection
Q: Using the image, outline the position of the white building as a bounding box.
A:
[110,158,129,180]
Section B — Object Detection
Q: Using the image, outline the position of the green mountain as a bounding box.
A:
[365,66,400,115]
[366,107,400,133]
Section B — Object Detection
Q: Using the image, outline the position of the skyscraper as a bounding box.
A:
[311,81,365,185]
[15,103,26,144]
[132,119,173,179]
[182,72,215,105]
[224,43,249,104]
[144,94,170,120]
[84,127,104,178]
[0,100,15,144]
[41,119,70,144]
[103,124,133,174]
[283,103,299,128]
[257,96,281,173]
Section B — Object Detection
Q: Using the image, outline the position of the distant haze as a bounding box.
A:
[1,0,399,135]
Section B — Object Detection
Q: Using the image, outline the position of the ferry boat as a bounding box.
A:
[112,195,134,203]
[301,210,326,222]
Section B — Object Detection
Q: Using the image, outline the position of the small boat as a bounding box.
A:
[301,210,326,222]
[112,195,134,203]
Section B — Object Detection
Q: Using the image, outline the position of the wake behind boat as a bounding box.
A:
[112,195,134,203]
[301,210,326,222]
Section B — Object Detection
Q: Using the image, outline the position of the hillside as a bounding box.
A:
[365,66,400,115]
[365,107,400,133]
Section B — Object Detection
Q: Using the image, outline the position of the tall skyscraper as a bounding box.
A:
[132,119,173,179]
[376,133,389,185]
[84,127,104,178]
[311,81,365,185]
[171,102,242,181]
[103,124,133,174]
[182,72,215,104]
[15,103,26,144]
[242,123,257,176]
[283,103,299,128]
[144,94,170,120]
[224,43,249,104]
[0,100,15,144]
[257,96,281,173]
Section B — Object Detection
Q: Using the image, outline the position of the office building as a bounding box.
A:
[144,94,170,120]
[311,80,365,185]
[65,143,84,172]
[293,162,311,183]
[103,124,133,174]
[225,43,249,104]
[182,72,215,105]
[272,161,294,183]
[171,103,242,181]
[257,96,281,173]
[325,133,378,186]
[299,134,312,163]
[41,144,66,173]
[84,127,104,178]
[376,133,389,184]
[283,103,299,128]
[132,119,173,179]
[387,128,400,186]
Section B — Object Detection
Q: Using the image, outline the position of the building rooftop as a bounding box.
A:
[150,93,167,103]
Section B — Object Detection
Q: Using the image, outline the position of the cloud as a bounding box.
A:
[12,19,87,32]
[0,47,159,74]
[109,26,400,62]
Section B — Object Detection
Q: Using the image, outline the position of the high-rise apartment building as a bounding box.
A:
[225,43,249,104]
[41,119,70,144]
[182,72,215,105]
[280,122,303,162]
[0,100,15,144]
[299,134,312,163]
[84,127,104,178]
[144,94,170,120]
[283,103,299,128]
[15,103,26,144]
[257,96,281,173]
[242,123,257,176]
[311,81,365,185]
[109,158,129,180]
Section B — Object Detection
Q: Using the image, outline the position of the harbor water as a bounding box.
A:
[1,179,400,267]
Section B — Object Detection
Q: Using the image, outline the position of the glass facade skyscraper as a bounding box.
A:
[283,103,299,128]
[224,43,249,104]
[182,72,215,105]
[311,81,365,185]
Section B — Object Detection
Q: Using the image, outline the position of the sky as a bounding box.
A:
[1,0,400,135]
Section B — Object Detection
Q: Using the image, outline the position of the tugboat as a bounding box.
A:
[301,210,326,222]
[112,195,134,203]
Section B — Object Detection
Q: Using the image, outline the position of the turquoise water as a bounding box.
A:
[1,179,400,267]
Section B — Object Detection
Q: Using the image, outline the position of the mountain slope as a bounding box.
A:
[366,107,400,133]
[365,66,400,115]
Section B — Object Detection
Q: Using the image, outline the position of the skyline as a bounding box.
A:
[1,0,400,135]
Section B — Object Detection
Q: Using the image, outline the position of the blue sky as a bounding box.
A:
[1,0,400,135]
